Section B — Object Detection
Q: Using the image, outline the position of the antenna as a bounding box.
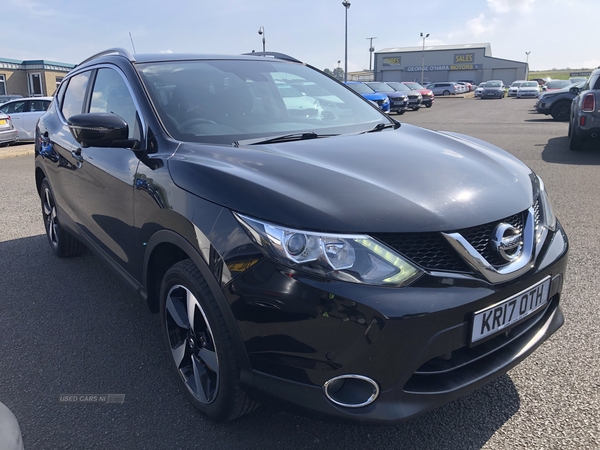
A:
[129,32,137,54]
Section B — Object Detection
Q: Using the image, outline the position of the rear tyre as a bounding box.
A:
[425,103,432,108]
[411,106,420,111]
[550,102,570,121]
[40,179,86,257]
[442,90,450,96]
[568,121,584,150]
[160,259,258,421]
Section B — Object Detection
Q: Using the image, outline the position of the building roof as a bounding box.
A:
[0,57,75,71]
[377,43,492,55]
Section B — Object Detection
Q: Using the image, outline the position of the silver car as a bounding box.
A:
[0,97,52,141]
[426,82,460,96]
[0,111,18,146]
[507,80,528,97]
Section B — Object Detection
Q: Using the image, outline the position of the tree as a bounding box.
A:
[332,67,345,81]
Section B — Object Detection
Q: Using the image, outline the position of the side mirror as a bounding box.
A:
[569,87,581,95]
[68,113,135,148]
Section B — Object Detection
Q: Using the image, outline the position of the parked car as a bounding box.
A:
[344,81,390,113]
[276,83,323,119]
[474,82,485,98]
[396,81,435,108]
[455,82,472,92]
[535,82,583,121]
[0,97,52,141]
[569,77,587,84]
[480,80,505,99]
[545,80,572,91]
[0,111,18,146]
[507,80,528,97]
[516,81,541,98]
[366,81,421,112]
[568,68,600,150]
[427,82,460,96]
[35,48,568,425]
[0,94,23,105]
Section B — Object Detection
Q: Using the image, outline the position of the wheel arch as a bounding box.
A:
[142,229,252,379]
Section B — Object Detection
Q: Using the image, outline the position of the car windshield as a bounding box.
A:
[510,82,523,87]
[521,82,538,88]
[546,80,571,89]
[485,81,502,87]
[399,82,424,90]
[345,82,376,94]
[137,60,387,145]
[386,82,412,92]
[365,82,394,92]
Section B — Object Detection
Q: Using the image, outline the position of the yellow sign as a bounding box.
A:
[382,57,401,66]
[454,53,474,63]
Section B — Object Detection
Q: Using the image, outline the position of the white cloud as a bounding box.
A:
[467,14,495,36]
[487,0,535,13]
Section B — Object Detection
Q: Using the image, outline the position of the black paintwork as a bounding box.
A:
[34,50,569,425]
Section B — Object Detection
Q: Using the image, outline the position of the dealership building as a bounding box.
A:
[373,43,527,86]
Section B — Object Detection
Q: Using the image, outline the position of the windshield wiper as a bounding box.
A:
[362,120,401,133]
[235,132,339,146]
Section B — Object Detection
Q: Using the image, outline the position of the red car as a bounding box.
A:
[393,81,434,108]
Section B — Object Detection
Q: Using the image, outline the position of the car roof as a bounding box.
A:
[3,96,53,102]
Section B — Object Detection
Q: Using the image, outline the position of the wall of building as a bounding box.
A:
[374,46,526,86]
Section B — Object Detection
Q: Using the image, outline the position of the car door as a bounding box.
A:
[21,99,50,140]
[69,66,142,275]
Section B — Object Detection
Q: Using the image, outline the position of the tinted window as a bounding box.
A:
[0,101,25,114]
[62,71,91,121]
[30,100,50,112]
[90,68,140,139]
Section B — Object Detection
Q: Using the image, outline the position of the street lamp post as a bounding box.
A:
[342,1,351,82]
[366,36,377,72]
[258,26,266,53]
[420,32,429,85]
[525,51,531,80]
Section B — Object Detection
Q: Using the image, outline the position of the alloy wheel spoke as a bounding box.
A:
[191,355,209,403]
[171,341,188,369]
[166,293,190,330]
[198,347,218,373]
[186,290,198,331]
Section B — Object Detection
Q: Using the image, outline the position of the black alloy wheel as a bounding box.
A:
[40,179,85,257]
[160,259,258,421]
[550,102,570,121]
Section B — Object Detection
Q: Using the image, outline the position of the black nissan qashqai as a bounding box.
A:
[34,49,568,425]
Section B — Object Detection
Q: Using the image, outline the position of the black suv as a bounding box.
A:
[568,68,600,150]
[35,48,568,425]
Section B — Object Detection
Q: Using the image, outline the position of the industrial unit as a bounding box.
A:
[374,43,527,86]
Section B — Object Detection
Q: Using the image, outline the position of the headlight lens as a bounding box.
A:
[534,175,557,240]
[235,213,422,286]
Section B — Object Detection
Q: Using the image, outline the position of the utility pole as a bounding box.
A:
[420,32,429,85]
[366,36,377,72]
[342,1,351,82]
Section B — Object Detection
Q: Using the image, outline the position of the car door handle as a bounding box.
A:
[71,148,84,162]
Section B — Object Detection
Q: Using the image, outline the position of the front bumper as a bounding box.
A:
[225,223,569,424]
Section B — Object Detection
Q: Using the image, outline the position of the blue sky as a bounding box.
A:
[4,0,598,72]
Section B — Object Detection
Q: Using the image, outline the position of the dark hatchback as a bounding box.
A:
[34,49,568,425]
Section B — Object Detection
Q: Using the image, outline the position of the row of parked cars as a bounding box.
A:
[344,81,434,114]
[0,96,52,146]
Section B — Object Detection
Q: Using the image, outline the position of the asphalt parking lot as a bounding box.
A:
[0,96,599,449]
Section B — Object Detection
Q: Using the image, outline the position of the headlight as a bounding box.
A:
[235,213,423,286]
[533,175,557,240]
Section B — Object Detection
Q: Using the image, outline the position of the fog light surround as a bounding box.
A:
[323,374,379,408]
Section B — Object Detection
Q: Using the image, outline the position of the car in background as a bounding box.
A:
[568,68,600,149]
[0,97,52,141]
[396,81,434,108]
[427,82,460,96]
[455,82,472,92]
[344,81,390,113]
[507,80,528,97]
[535,82,583,121]
[569,77,587,84]
[480,80,505,99]
[34,48,569,426]
[0,111,18,146]
[366,81,421,112]
[276,84,323,119]
[516,81,541,99]
[545,80,572,91]
[474,82,485,98]
[0,94,23,105]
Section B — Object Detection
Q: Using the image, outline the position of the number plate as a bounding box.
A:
[471,276,551,343]
[0,119,6,125]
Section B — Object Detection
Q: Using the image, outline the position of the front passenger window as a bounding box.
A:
[90,68,140,140]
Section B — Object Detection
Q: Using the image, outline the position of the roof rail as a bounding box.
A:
[77,48,136,67]
[241,52,303,64]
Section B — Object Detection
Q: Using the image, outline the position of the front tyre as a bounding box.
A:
[160,259,258,421]
[40,179,85,257]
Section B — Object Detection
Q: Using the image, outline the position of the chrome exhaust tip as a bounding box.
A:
[323,374,379,408]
